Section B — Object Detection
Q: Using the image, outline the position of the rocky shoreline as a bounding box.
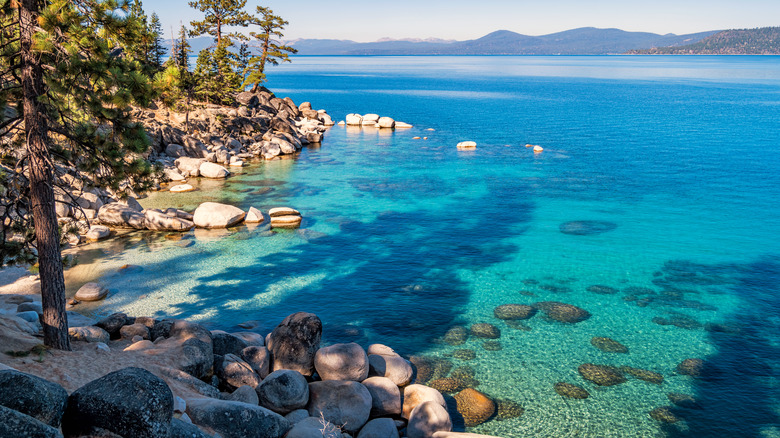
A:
[0,277,504,438]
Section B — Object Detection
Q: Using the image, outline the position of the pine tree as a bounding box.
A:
[175,25,192,71]
[1,0,156,349]
[193,49,218,103]
[245,6,296,93]
[188,0,251,46]
[149,13,167,71]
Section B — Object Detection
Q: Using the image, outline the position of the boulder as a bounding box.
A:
[362,114,380,125]
[590,337,628,353]
[74,282,107,301]
[453,388,495,427]
[362,376,401,417]
[85,225,110,241]
[402,385,446,419]
[97,203,146,229]
[225,385,260,406]
[269,207,300,217]
[212,331,250,356]
[0,405,61,438]
[186,398,291,438]
[69,326,110,343]
[171,417,211,438]
[153,320,214,380]
[368,354,413,386]
[676,358,705,377]
[193,202,246,229]
[241,346,271,379]
[164,167,186,182]
[62,367,173,438]
[407,401,452,438]
[442,326,469,346]
[166,143,185,157]
[120,323,151,340]
[286,416,342,438]
[215,354,260,391]
[0,370,68,427]
[231,331,265,347]
[199,162,230,179]
[175,157,205,176]
[256,369,309,415]
[493,304,536,320]
[307,380,372,433]
[620,366,664,384]
[245,207,265,224]
[395,122,413,129]
[554,382,589,399]
[649,406,680,423]
[357,418,399,438]
[345,114,363,125]
[377,117,395,129]
[469,323,500,339]
[533,301,591,323]
[314,342,369,381]
[577,363,627,386]
[285,409,310,425]
[262,143,282,159]
[267,312,322,376]
[456,141,476,150]
[236,92,260,107]
[145,209,195,231]
[271,215,302,229]
[94,312,131,337]
[121,197,144,212]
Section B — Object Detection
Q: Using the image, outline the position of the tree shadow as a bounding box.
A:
[663,255,780,437]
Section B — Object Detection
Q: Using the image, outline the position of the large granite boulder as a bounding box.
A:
[212,330,250,356]
[362,376,401,417]
[267,312,322,376]
[62,367,173,438]
[286,416,342,438]
[0,405,62,438]
[144,209,194,231]
[453,388,496,427]
[241,346,271,379]
[314,342,369,381]
[215,353,260,391]
[256,370,309,415]
[368,353,413,386]
[357,418,399,438]
[307,380,372,433]
[345,114,363,125]
[199,162,230,179]
[153,320,214,379]
[403,384,446,419]
[97,203,146,229]
[0,370,68,427]
[73,282,107,302]
[407,401,452,438]
[193,202,246,229]
[68,326,109,343]
[186,398,291,438]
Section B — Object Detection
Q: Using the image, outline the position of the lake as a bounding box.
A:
[69,56,780,437]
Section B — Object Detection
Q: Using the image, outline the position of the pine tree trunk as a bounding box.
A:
[20,0,71,350]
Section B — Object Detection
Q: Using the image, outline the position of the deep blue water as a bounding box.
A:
[71,56,780,437]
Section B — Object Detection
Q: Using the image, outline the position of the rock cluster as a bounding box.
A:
[342,113,412,129]
[1,309,508,438]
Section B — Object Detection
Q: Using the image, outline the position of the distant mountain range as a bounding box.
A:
[172,27,780,57]
[627,27,780,54]
[286,28,719,55]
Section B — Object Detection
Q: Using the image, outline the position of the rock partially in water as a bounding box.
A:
[586,285,619,295]
[407,401,452,438]
[534,301,591,323]
[649,406,681,423]
[74,282,107,302]
[470,323,501,339]
[307,380,372,433]
[590,337,629,353]
[667,393,700,409]
[578,364,627,386]
[676,358,705,377]
[267,312,322,376]
[554,382,589,399]
[482,341,502,351]
[452,349,476,361]
[493,304,536,320]
[495,399,524,421]
[362,376,402,417]
[442,326,469,346]
[314,342,369,382]
[620,366,664,384]
[559,220,617,236]
[453,388,496,427]
[402,384,447,419]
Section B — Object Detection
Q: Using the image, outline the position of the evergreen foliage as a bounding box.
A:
[628,27,780,54]
[245,6,297,92]
[188,0,251,46]
[149,13,167,70]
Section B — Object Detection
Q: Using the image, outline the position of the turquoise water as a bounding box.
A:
[70,56,780,437]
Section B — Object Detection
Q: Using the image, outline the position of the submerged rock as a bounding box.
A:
[667,393,700,409]
[534,301,591,323]
[442,326,469,346]
[453,388,496,427]
[482,340,502,351]
[452,349,476,361]
[496,399,524,421]
[676,358,705,377]
[469,323,501,339]
[402,384,447,419]
[554,382,589,399]
[586,285,619,295]
[559,220,617,236]
[649,406,681,423]
[409,356,452,384]
[493,304,536,320]
[620,366,664,384]
[590,337,629,353]
[428,378,468,394]
[577,363,627,386]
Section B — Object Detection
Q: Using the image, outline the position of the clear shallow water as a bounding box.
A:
[68,56,780,437]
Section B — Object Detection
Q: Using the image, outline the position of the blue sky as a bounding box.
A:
[149,0,780,42]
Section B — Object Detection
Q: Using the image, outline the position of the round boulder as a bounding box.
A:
[256,369,309,415]
[362,376,402,416]
[74,283,107,302]
[407,401,452,438]
[578,363,627,386]
[453,388,496,427]
[241,345,271,379]
[469,323,500,339]
[268,312,322,376]
[357,417,399,438]
[368,353,413,386]
[314,342,369,381]
[534,301,591,323]
[403,384,446,419]
[215,353,260,391]
[493,304,536,320]
[193,202,245,229]
[307,380,372,433]
[0,370,68,427]
[286,416,342,438]
[442,326,468,346]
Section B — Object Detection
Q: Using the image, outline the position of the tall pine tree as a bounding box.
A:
[149,13,167,71]
[245,6,296,93]
[188,0,251,46]
[1,0,156,349]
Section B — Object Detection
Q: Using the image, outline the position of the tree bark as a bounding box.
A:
[19,0,71,350]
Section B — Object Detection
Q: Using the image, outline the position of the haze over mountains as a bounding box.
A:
[176,27,721,56]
